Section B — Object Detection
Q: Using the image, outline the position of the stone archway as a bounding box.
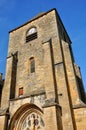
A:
[9,104,45,130]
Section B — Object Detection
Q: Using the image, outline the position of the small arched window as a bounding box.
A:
[26,27,37,42]
[29,57,35,73]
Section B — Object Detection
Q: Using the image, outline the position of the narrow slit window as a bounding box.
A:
[30,57,35,73]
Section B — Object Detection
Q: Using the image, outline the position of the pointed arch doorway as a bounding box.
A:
[9,104,45,130]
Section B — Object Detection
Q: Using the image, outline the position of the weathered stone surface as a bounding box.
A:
[0,8,86,130]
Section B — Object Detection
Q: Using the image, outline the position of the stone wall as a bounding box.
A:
[74,107,86,130]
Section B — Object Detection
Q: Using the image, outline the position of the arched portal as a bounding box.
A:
[9,104,45,130]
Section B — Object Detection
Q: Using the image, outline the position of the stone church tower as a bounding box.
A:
[0,8,86,130]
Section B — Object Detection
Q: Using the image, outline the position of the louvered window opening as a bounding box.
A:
[26,32,37,42]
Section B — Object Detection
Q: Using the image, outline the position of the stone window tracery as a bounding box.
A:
[21,112,45,130]
[9,104,45,130]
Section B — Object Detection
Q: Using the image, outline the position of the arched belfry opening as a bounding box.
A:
[9,104,45,130]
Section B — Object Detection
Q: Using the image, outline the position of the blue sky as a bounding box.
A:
[0,0,86,90]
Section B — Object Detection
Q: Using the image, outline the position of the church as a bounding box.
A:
[0,8,86,130]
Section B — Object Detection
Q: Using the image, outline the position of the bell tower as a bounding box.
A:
[0,8,86,130]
